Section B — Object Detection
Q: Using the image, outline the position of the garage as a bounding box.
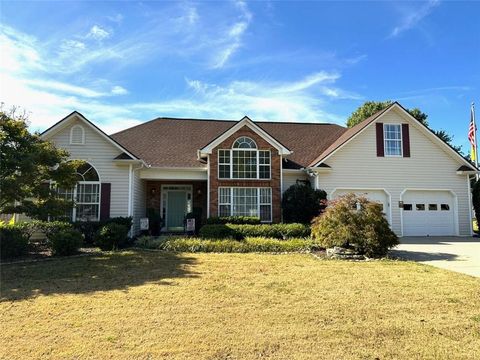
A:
[402,190,456,236]
[331,189,390,223]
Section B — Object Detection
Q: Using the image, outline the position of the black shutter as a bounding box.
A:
[402,124,410,157]
[376,123,384,157]
[100,183,111,220]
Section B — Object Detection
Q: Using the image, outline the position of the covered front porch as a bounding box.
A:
[145,180,207,234]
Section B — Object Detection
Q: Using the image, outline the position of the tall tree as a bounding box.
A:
[0,107,83,220]
[346,100,462,154]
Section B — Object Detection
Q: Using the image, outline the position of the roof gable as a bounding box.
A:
[199,116,292,156]
[41,111,140,161]
[311,102,476,171]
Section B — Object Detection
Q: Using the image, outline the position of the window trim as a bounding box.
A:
[217,149,271,180]
[218,186,272,223]
[70,124,85,145]
[383,123,403,157]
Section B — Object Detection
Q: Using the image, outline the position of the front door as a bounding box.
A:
[166,191,187,231]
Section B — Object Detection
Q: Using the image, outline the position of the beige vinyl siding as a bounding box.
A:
[132,169,146,234]
[48,117,130,219]
[317,107,471,236]
[282,171,309,193]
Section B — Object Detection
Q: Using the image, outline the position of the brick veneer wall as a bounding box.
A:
[209,126,282,222]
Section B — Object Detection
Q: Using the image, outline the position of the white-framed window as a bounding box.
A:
[218,187,272,222]
[56,162,100,222]
[70,125,85,145]
[384,124,402,156]
[218,137,271,179]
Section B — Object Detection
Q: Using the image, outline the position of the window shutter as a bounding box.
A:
[402,124,410,157]
[376,123,384,157]
[100,183,111,220]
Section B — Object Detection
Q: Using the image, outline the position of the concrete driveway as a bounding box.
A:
[390,236,480,277]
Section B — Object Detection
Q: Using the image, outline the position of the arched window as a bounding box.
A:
[57,162,100,221]
[70,125,85,145]
[218,136,270,180]
[232,136,257,149]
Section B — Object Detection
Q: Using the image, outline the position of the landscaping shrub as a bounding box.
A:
[73,221,101,244]
[36,221,73,238]
[148,237,318,253]
[104,216,133,231]
[228,223,311,239]
[282,183,327,223]
[47,228,83,256]
[311,193,398,257]
[200,223,310,240]
[185,207,203,234]
[206,216,260,225]
[199,224,242,240]
[0,223,29,259]
[94,223,128,251]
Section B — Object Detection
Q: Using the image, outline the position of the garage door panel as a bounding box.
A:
[402,190,455,236]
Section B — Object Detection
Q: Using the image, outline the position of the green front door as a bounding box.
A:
[167,191,187,230]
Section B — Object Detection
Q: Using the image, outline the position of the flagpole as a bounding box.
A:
[473,102,479,181]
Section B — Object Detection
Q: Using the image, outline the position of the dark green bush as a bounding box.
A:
[94,223,128,251]
[36,221,73,238]
[206,216,260,225]
[311,193,398,258]
[199,224,241,240]
[0,223,29,259]
[282,183,327,223]
[104,216,133,231]
[156,237,317,253]
[47,229,83,256]
[73,221,101,244]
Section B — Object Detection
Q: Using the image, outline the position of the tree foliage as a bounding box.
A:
[346,100,462,154]
[0,107,83,219]
[281,182,327,223]
[472,179,480,231]
[311,193,398,257]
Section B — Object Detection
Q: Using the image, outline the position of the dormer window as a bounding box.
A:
[218,136,271,179]
[70,125,85,145]
[384,124,402,156]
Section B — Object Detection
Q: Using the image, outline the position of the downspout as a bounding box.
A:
[207,155,210,218]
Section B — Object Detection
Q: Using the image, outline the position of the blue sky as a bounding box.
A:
[0,1,479,150]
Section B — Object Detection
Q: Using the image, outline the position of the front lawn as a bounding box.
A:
[1,252,479,359]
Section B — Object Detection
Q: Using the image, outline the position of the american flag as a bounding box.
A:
[468,104,476,146]
[469,103,477,162]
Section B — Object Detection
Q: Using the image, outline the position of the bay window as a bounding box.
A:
[218,137,271,179]
[218,187,272,222]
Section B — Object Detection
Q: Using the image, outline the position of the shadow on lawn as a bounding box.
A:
[390,249,461,261]
[0,251,199,302]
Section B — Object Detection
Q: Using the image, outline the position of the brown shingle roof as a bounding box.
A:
[110,117,346,168]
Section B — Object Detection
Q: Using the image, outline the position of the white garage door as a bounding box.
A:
[332,189,390,223]
[402,190,455,236]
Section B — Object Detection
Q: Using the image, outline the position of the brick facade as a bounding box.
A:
[209,126,282,222]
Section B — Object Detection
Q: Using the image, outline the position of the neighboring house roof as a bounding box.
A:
[110,117,346,168]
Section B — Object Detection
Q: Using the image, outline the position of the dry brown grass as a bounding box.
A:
[1,251,479,360]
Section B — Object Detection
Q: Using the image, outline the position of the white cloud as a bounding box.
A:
[211,0,252,68]
[107,14,124,23]
[389,0,440,37]
[111,85,128,95]
[88,25,111,41]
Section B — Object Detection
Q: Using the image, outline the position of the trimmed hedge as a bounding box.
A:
[73,217,133,244]
[0,224,29,259]
[94,223,128,251]
[47,229,83,256]
[199,223,310,240]
[206,216,260,225]
[135,236,318,253]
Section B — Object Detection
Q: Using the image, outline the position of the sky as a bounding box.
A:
[0,0,479,151]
